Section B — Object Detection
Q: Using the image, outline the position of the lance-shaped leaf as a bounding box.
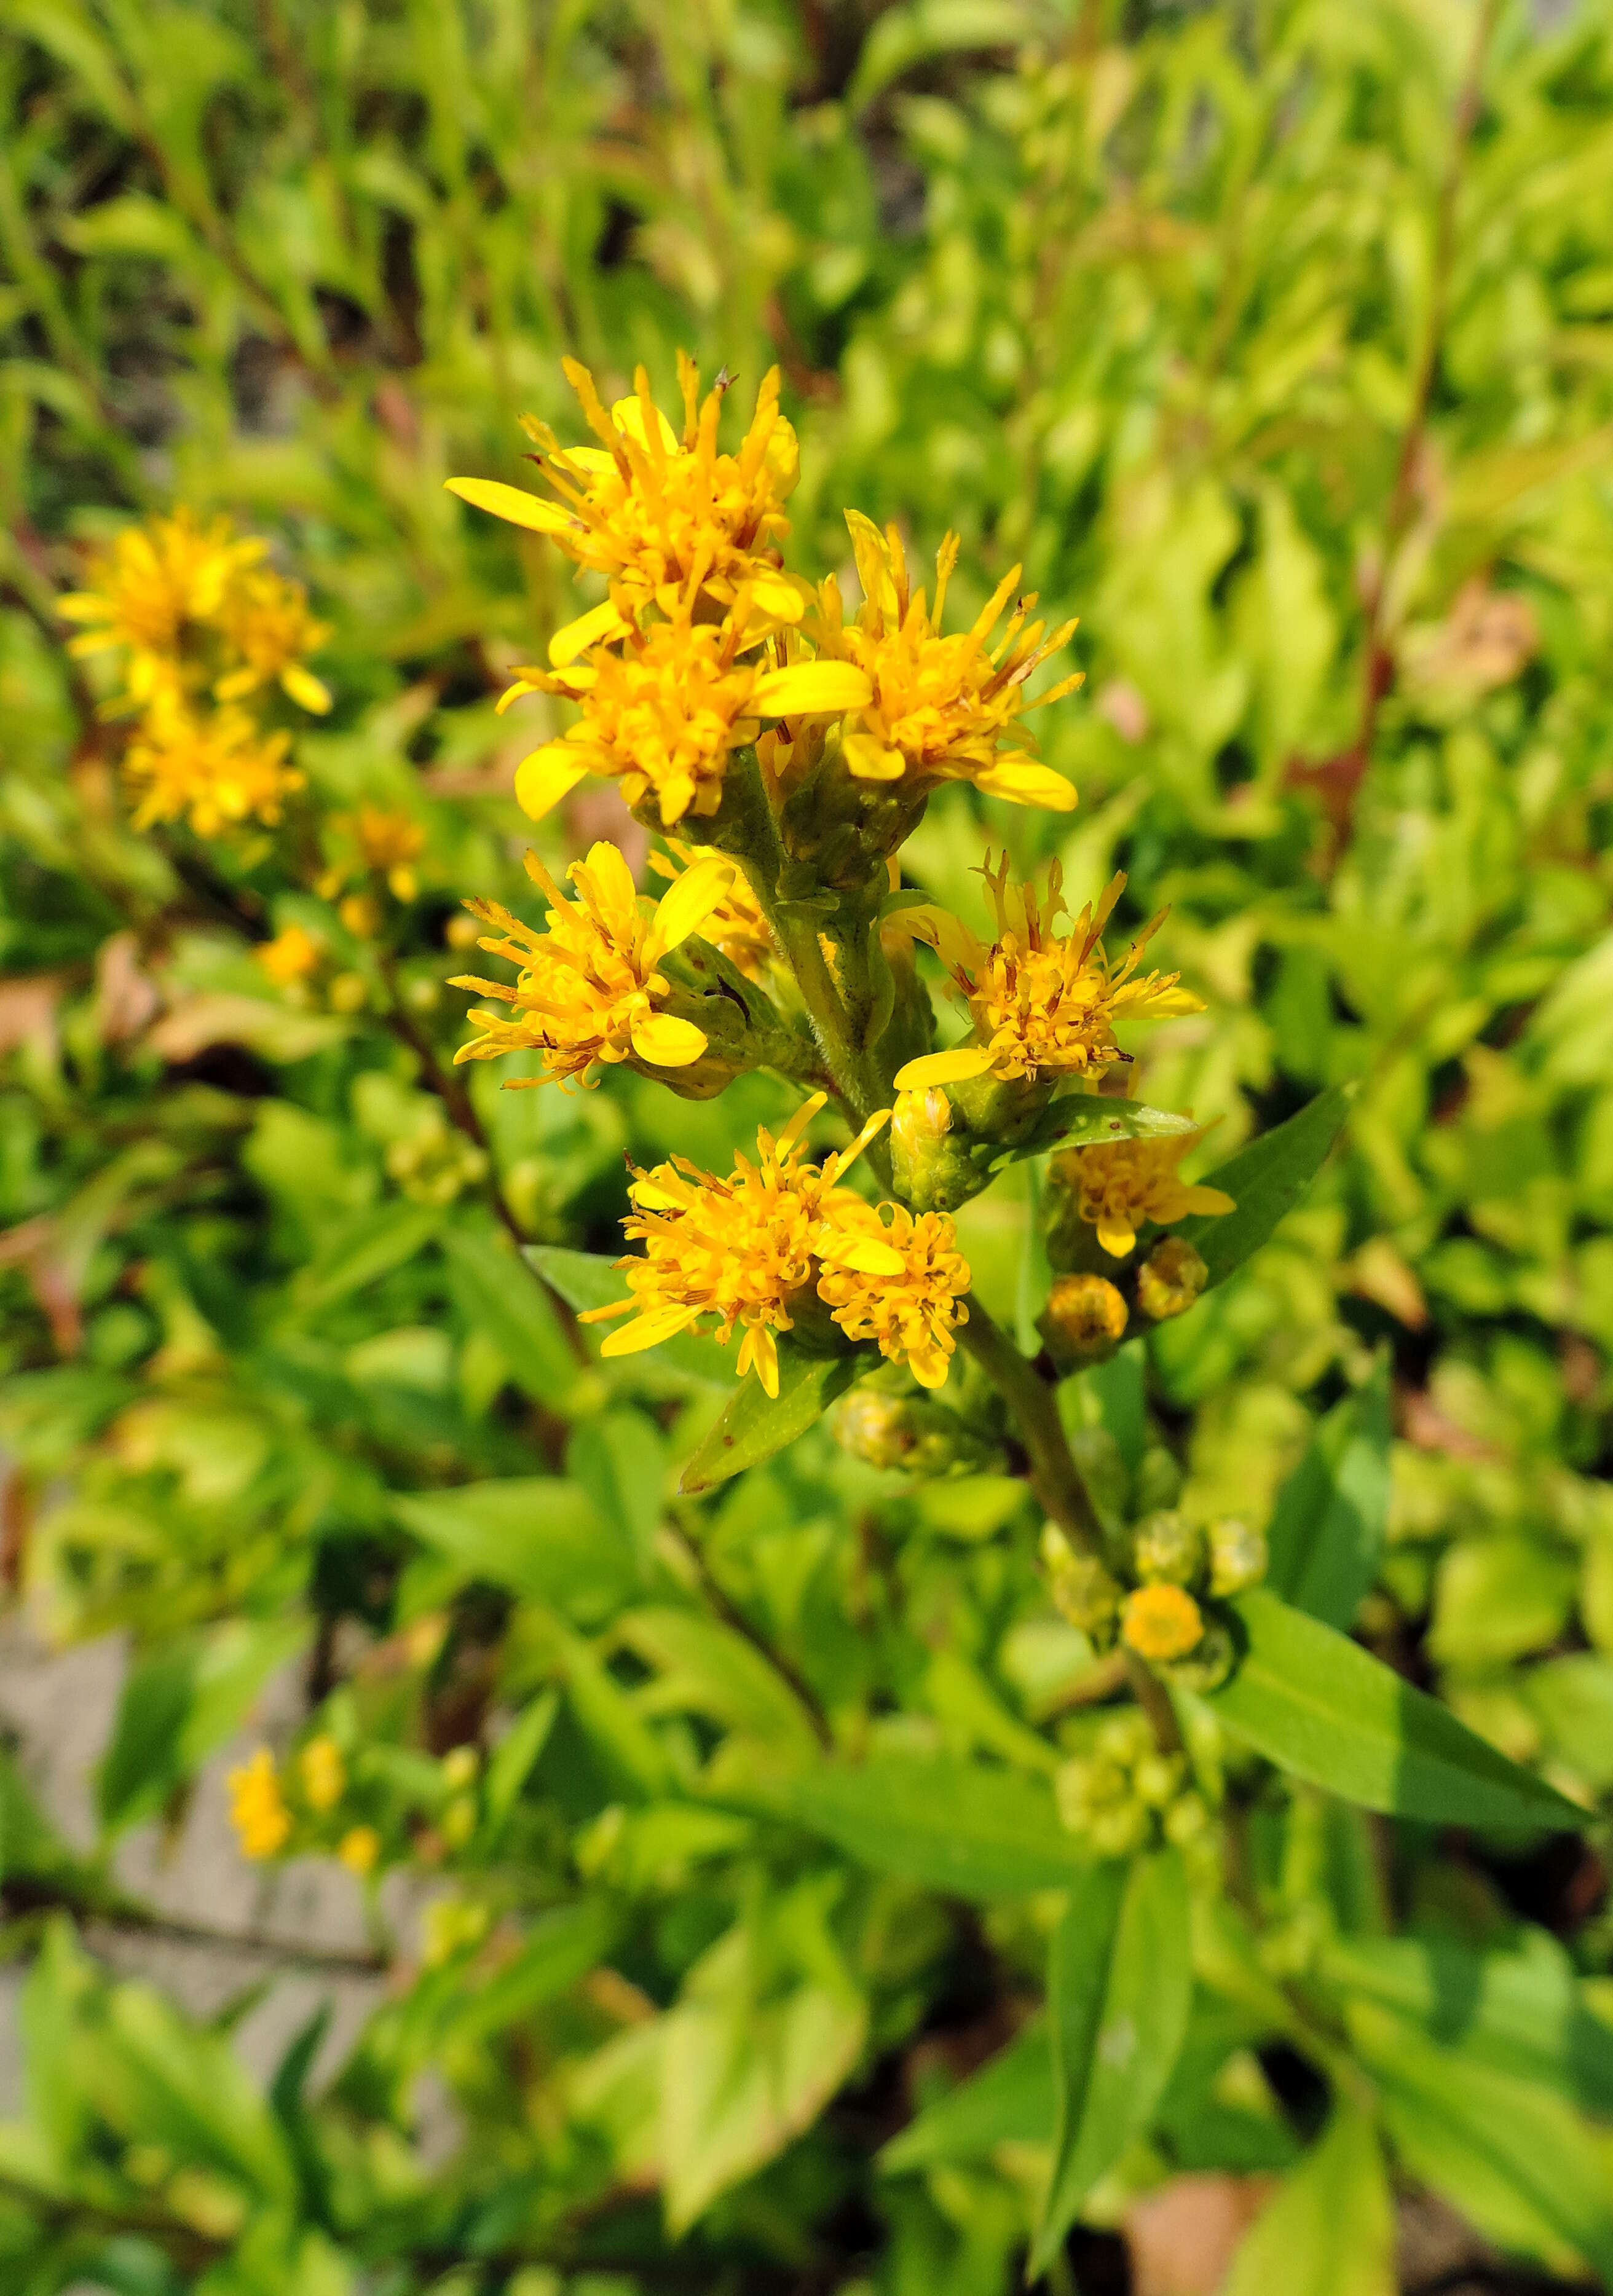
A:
[527,1245,734,1385]
[1175,1083,1352,1289]
[1031,1850,1192,2273]
[987,1095,1197,1174]
[880,2019,1052,2172]
[679,1346,861,1494]
[756,1755,1090,1897]
[1223,2106,1395,2296]
[1205,1590,1581,1833]
[1265,1357,1391,1629]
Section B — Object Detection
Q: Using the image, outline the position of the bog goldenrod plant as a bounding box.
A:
[8,4,1613,2295]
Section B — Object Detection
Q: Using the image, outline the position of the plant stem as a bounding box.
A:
[958,1296,1103,1554]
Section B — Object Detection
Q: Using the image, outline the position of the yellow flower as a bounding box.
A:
[1062,1130,1236,1259]
[298,1734,345,1813]
[1121,1584,1205,1663]
[446,355,802,646]
[813,514,1082,810]
[505,602,866,829]
[257,924,321,986]
[815,1201,971,1389]
[60,509,263,710]
[213,565,333,714]
[122,700,303,836]
[227,1748,291,1860]
[451,839,736,1089]
[1044,1272,1129,1353]
[892,860,1203,1093]
[353,806,425,900]
[338,1825,381,1877]
[647,838,776,981]
[580,1091,891,1398]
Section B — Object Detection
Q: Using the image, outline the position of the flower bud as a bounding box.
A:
[890,1086,988,1213]
[835,1386,994,1475]
[1166,1618,1237,1693]
[1041,1272,1127,1367]
[1121,1582,1205,1662]
[1130,1509,1204,1589]
[1041,1523,1122,1646]
[1134,1444,1183,1514]
[1208,1516,1268,1598]
[1137,1236,1209,1321]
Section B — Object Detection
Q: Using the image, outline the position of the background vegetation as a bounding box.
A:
[2,0,1613,2289]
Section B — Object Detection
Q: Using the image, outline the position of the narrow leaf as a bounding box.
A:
[1265,1359,1391,1629]
[989,1095,1195,1173]
[392,1478,637,1621]
[759,1755,1090,1897]
[1176,1085,1352,1288]
[1033,1850,1192,2272]
[880,2020,1051,2172]
[679,1347,859,1494]
[1223,2107,1395,2296]
[1206,1590,1580,1832]
[527,1246,734,1384]
[443,1222,590,1412]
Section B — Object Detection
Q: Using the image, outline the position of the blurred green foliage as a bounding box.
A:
[2,0,1613,2290]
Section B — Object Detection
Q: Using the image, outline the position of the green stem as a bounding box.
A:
[958,1296,1104,1554]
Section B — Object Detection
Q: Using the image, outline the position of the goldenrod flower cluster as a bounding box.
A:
[1055,1711,1215,1863]
[227,1736,381,1877]
[60,509,329,836]
[582,1095,967,1394]
[1056,1129,1236,1259]
[449,360,1079,832]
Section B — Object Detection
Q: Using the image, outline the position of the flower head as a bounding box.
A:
[353,806,425,900]
[339,1825,381,1877]
[893,860,1202,1093]
[451,839,735,1089]
[1060,1129,1236,1259]
[648,839,775,981]
[213,565,332,714]
[1121,1584,1205,1663]
[123,700,303,836]
[580,1092,891,1397]
[299,1735,345,1813]
[815,1201,971,1388]
[257,924,321,986]
[447,356,801,643]
[506,603,866,829]
[60,509,264,710]
[227,1748,291,1860]
[813,515,1081,810]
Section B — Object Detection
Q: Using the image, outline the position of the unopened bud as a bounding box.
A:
[1131,1509,1204,1589]
[1121,1582,1205,1662]
[1167,1618,1237,1693]
[1137,1236,1209,1321]
[835,1386,992,1475]
[1208,1517,1268,1598]
[1041,1272,1127,1366]
[889,1085,986,1213]
[1041,1523,1122,1645]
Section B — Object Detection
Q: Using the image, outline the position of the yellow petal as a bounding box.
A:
[599,1305,700,1358]
[885,902,977,973]
[894,1046,998,1090]
[844,509,899,619]
[515,744,590,819]
[580,839,637,910]
[908,1346,950,1390]
[563,446,618,475]
[611,395,679,452]
[281,664,332,714]
[550,599,627,667]
[1181,1185,1236,1217]
[653,854,736,953]
[750,661,874,716]
[832,1236,907,1276]
[842,731,906,782]
[971,756,1078,810]
[446,477,572,534]
[1095,1218,1135,1258]
[747,573,806,623]
[630,1012,708,1067]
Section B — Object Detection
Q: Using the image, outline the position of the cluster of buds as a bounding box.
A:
[1036,1140,1232,1369]
[226,1737,381,1877]
[1055,1710,1216,1865]
[61,508,329,836]
[834,1383,1000,1476]
[1043,1508,1267,1689]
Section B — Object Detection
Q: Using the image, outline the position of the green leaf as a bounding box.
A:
[1175,1085,1352,1288]
[0,1748,92,1890]
[527,1246,735,1385]
[391,1478,637,1621]
[1320,1929,1613,2117]
[1032,1850,1192,2272]
[679,1347,860,1495]
[879,2020,1051,2172]
[1351,2001,1613,2284]
[1205,1590,1580,1833]
[849,0,1036,110]
[569,1409,666,1560]
[98,1618,306,1833]
[990,1096,1196,1174]
[482,1691,559,1839]
[1265,1360,1391,1629]
[290,1201,440,1315]
[443,1222,593,1413]
[615,1607,822,1758]
[1222,2107,1394,2296]
[758,1755,1090,1897]
[445,1902,617,2049]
